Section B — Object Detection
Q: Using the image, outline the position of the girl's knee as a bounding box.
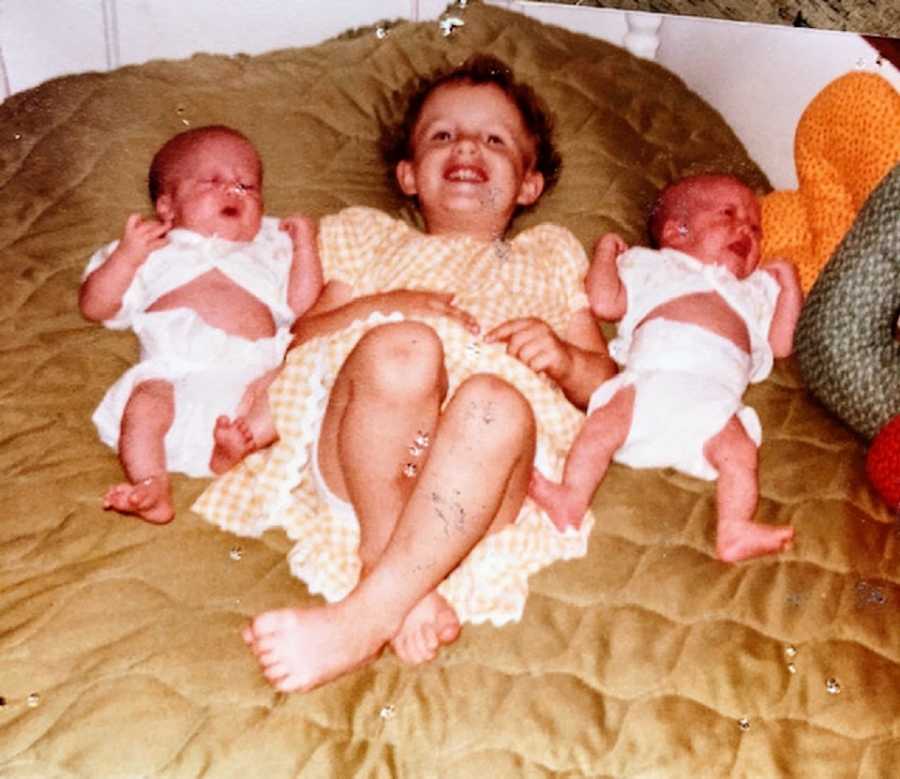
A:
[453,374,536,444]
[356,322,445,397]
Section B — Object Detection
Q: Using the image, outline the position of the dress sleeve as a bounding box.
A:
[317,207,404,288]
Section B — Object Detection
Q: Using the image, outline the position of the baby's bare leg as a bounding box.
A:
[242,371,536,691]
[703,416,794,561]
[209,368,280,474]
[104,379,175,524]
[529,385,634,530]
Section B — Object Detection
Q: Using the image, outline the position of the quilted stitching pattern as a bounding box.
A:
[1,3,895,776]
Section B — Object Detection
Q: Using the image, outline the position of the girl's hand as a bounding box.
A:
[485,317,572,380]
[118,213,171,263]
[376,290,480,334]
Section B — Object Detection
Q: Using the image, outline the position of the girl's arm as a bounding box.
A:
[485,308,616,410]
[79,214,171,322]
[763,259,804,358]
[289,283,479,349]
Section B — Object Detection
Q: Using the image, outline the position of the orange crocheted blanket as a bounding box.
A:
[760,71,900,292]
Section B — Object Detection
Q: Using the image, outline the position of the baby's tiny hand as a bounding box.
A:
[280,214,318,248]
[119,213,171,263]
[593,232,629,265]
[763,258,800,291]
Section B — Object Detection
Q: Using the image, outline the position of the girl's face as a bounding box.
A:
[663,178,763,278]
[155,133,263,242]
[395,82,544,241]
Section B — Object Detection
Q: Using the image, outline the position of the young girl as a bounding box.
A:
[193,56,617,691]
[80,125,322,523]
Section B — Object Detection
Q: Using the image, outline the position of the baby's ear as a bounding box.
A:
[395,161,418,196]
[154,194,174,222]
[659,218,685,248]
[516,169,544,207]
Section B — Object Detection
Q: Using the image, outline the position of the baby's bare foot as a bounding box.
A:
[210,415,256,474]
[242,605,384,692]
[528,469,586,531]
[716,522,794,562]
[103,474,174,524]
[390,591,460,665]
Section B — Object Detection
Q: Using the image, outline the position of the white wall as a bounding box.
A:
[0,0,424,95]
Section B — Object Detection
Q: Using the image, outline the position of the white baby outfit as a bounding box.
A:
[85,217,295,477]
[588,246,781,479]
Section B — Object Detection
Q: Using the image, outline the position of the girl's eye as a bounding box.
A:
[487,134,504,145]
[432,130,451,141]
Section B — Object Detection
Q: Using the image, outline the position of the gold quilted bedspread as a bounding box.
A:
[1,3,896,776]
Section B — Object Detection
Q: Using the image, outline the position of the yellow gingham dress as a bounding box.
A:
[193,207,595,625]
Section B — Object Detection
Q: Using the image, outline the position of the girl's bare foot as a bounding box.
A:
[103,474,174,524]
[527,469,587,531]
[210,415,256,474]
[716,521,794,562]
[242,604,386,692]
[390,591,460,665]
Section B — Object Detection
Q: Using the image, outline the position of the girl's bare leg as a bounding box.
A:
[318,321,448,573]
[704,416,795,561]
[209,368,280,474]
[243,366,537,692]
[389,411,535,665]
[528,385,634,530]
[104,379,175,524]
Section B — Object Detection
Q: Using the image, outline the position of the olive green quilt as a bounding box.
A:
[1,3,896,777]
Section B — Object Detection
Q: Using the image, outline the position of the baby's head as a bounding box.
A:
[383,55,561,240]
[649,174,762,278]
[149,125,263,242]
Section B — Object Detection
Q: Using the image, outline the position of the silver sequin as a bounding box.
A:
[229,546,243,561]
[826,678,841,695]
[27,692,40,708]
[402,463,418,478]
[738,717,750,731]
[785,645,797,658]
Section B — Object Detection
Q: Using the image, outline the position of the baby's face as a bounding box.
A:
[155,134,263,242]
[666,178,762,278]
[395,82,543,239]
